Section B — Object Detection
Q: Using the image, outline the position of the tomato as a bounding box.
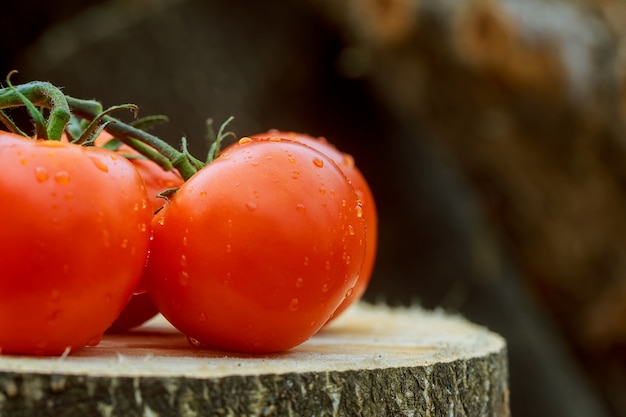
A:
[145,137,367,352]
[0,132,152,355]
[93,133,183,332]
[252,131,377,320]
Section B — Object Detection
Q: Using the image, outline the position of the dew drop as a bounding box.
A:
[250,161,258,167]
[157,217,165,226]
[245,201,257,211]
[312,157,324,168]
[102,230,111,247]
[325,260,332,270]
[342,154,355,168]
[238,137,252,144]
[180,255,187,266]
[341,199,347,207]
[200,191,207,198]
[345,255,351,265]
[269,136,282,142]
[35,166,49,182]
[296,203,306,214]
[291,170,300,179]
[182,236,188,246]
[288,155,296,163]
[198,313,207,322]
[138,223,147,232]
[348,225,355,235]
[345,287,354,298]
[121,239,128,249]
[141,199,148,209]
[310,320,318,328]
[295,277,304,288]
[289,298,300,311]
[90,157,109,172]
[179,271,190,286]
[356,204,364,218]
[20,158,28,165]
[54,171,71,185]
[225,244,232,253]
[319,187,326,195]
[47,310,61,325]
[303,256,309,266]
[321,283,329,293]
[64,193,73,202]
[187,336,201,347]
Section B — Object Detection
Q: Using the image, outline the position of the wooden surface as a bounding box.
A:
[0,303,508,416]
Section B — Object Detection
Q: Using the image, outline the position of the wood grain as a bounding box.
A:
[0,303,508,416]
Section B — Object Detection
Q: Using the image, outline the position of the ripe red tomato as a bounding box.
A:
[94,133,184,332]
[0,132,152,355]
[252,131,377,319]
[145,137,367,352]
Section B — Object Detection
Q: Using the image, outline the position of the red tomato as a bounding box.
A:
[252,131,377,319]
[93,133,184,332]
[145,137,366,352]
[0,132,152,355]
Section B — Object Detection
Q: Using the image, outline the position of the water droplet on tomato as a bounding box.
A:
[341,199,347,207]
[102,230,111,247]
[288,154,296,163]
[269,136,282,142]
[187,336,201,347]
[245,201,257,211]
[312,157,324,168]
[35,166,49,182]
[295,277,304,288]
[325,261,331,270]
[225,244,232,253]
[342,154,355,168]
[182,236,188,246]
[54,171,71,185]
[180,255,187,266]
[200,191,207,198]
[296,203,306,214]
[47,310,61,325]
[133,202,140,211]
[64,193,73,202]
[310,320,318,328]
[348,225,355,235]
[345,287,354,298]
[291,170,300,179]
[121,239,128,249]
[238,137,252,145]
[20,157,28,165]
[303,256,309,266]
[157,217,165,226]
[198,313,207,322]
[90,157,109,172]
[321,284,329,293]
[138,223,147,232]
[319,187,326,195]
[289,298,300,311]
[356,204,363,218]
[179,271,190,286]
[345,255,351,265]
[250,161,258,167]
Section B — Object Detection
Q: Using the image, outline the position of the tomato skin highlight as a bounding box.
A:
[0,132,152,355]
[146,138,366,352]
[252,131,378,319]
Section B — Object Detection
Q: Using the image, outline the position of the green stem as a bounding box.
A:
[0,81,70,140]
[66,96,198,180]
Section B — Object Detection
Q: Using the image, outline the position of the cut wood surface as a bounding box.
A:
[0,303,508,417]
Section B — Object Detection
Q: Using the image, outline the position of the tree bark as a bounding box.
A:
[0,304,508,417]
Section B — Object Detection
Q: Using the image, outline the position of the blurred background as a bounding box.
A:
[2,0,626,415]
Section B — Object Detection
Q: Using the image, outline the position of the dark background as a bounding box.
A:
[2,1,624,415]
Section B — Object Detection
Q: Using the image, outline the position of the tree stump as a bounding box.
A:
[0,303,508,417]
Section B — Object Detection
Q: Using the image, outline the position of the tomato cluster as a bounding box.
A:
[0,125,376,355]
